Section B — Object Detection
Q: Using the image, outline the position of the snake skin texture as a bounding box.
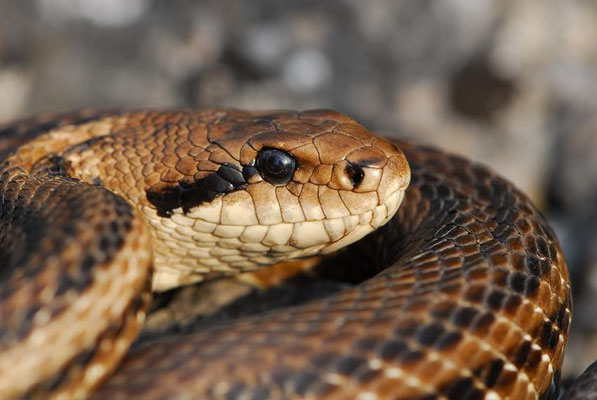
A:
[0,136,154,397]
[0,110,576,399]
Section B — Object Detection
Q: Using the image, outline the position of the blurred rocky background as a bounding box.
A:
[1,0,596,384]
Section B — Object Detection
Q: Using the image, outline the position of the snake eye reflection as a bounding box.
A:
[255,148,297,185]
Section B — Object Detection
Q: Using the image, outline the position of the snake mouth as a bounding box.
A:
[232,185,407,265]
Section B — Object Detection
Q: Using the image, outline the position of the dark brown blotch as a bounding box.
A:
[452,306,479,328]
[485,289,506,310]
[436,331,463,350]
[399,349,425,364]
[379,340,409,361]
[484,358,504,388]
[293,371,319,396]
[146,166,247,217]
[526,256,542,277]
[442,376,483,400]
[539,320,553,349]
[513,341,531,367]
[417,322,446,347]
[333,355,366,375]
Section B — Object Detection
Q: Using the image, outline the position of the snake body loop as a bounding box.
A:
[0,110,572,399]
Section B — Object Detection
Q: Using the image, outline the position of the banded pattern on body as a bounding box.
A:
[0,109,575,399]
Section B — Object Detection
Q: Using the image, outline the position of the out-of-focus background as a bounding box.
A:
[1,0,596,381]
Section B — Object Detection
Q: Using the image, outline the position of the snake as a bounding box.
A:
[0,108,582,399]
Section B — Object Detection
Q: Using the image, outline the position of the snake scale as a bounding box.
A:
[0,109,585,399]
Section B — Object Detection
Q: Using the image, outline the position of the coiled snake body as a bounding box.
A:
[0,109,577,399]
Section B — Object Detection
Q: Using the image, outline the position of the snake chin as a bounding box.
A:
[320,187,406,254]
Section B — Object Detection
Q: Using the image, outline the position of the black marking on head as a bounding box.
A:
[147,164,248,218]
[242,165,258,181]
[217,164,245,187]
[354,157,384,167]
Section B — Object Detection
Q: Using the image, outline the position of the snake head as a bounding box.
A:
[150,109,411,285]
[58,109,410,290]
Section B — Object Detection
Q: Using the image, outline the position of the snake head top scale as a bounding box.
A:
[8,109,410,290]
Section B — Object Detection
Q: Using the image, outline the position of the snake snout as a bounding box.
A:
[318,140,410,255]
[379,151,411,202]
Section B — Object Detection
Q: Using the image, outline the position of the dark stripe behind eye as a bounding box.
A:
[146,164,247,218]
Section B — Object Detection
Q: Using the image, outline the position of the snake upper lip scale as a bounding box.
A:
[0,108,575,398]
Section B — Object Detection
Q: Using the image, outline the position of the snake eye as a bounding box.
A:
[255,148,297,185]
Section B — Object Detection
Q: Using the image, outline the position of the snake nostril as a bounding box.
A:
[345,163,364,188]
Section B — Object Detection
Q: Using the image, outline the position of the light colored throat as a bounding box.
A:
[145,188,405,292]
